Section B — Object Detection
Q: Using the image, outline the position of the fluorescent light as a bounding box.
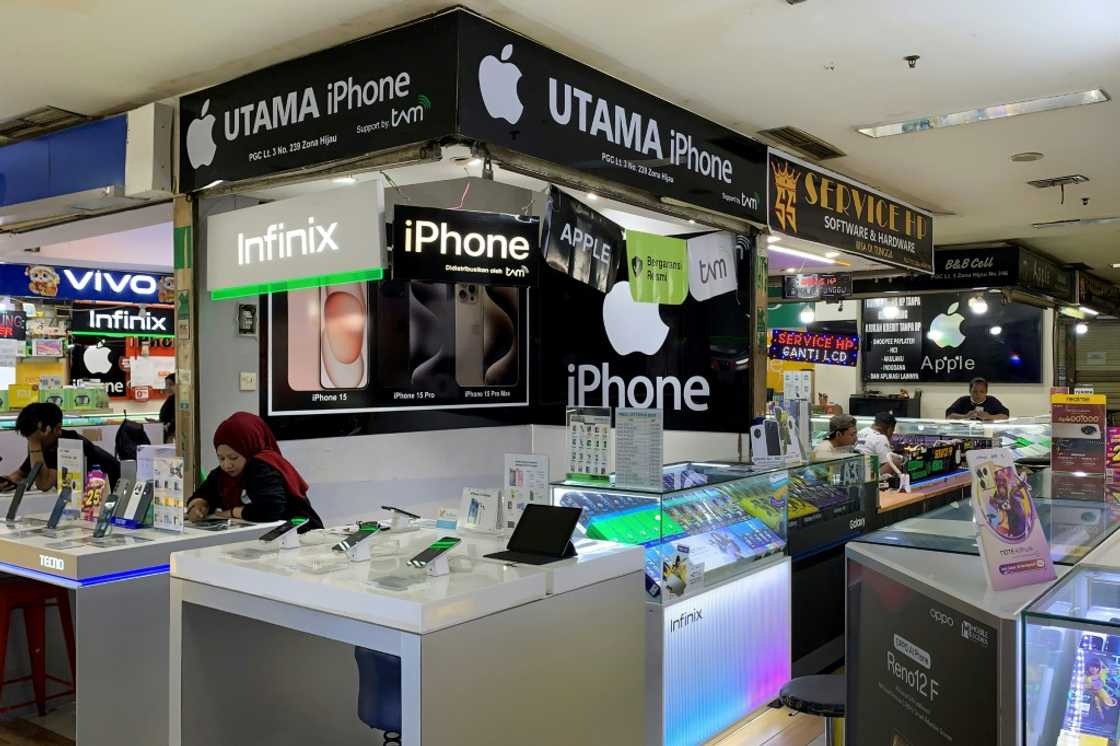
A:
[332,176,357,185]
[785,267,797,273]
[1033,216,1120,229]
[859,88,1110,138]
[1080,306,1100,316]
[768,244,836,264]
[586,192,599,201]
[1076,322,1089,335]
[990,326,1002,335]
[766,235,782,244]
[824,251,840,258]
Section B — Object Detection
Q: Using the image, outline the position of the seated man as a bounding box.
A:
[946,377,1010,421]
[814,414,858,460]
[856,412,904,479]
[2,402,121,492]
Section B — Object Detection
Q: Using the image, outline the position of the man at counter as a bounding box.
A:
[814,414,858,459]
[945,377,1010,421]
[856,412,904,478]
[1,402,121,492]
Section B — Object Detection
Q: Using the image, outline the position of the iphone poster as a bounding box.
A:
[267,280,528,415]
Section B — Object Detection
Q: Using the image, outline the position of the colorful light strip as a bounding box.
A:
[210,267,384,301]
[71,330,175,340]
[0,558,170,588]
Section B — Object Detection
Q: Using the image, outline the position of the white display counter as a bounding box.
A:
[0,513,271,746]
[169,528,646,746]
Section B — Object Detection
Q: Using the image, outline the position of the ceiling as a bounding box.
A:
[4,0,1120,281]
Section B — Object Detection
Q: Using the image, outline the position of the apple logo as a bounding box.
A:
[478,44,524,124]
[927,301,966,348]
[602,281,669,356]
[83,342,113,375]
[186,99,218,169]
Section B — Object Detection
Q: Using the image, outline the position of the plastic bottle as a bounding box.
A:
[83,465,107,522]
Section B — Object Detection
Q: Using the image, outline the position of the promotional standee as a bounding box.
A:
[1051,393,1108,472]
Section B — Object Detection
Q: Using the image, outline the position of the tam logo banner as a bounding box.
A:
[0,264,174,305]
[768,329,859,367]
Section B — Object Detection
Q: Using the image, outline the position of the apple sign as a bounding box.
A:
[478,44,524,124]
[927,301,966,348]
[602,281,669,356]
[83,342,114,375]
[186,99,218,169]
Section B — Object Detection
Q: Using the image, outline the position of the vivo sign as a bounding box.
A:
[0,264,174,304]
[206,179,385,295]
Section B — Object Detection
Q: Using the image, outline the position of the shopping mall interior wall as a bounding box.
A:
[813,301,860,408]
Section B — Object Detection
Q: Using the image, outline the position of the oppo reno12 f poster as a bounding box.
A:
[268,280,527,415]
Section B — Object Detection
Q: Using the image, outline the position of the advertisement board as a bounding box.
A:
[0,264,173,305]
[540,187,623,293]
[768,329,858,367]
[781,272,852,300]
[71,303,174,338]
[1051,393,1108,473]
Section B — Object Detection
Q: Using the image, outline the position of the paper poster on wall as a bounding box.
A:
[626,231,687,305]
[1052,394,1108,473]
[57,438,84,496]
[566,407,611,482]
[614,407,664,491]
[966,448,1055,591]
[503,454,549,530]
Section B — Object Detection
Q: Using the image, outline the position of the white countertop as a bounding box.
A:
[171,527,643,634]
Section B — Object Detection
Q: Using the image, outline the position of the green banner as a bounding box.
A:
[174,225,193,270]
[626,231,688,305]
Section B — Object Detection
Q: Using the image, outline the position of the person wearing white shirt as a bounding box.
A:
[856,412,904,478]
[814,414,858,460]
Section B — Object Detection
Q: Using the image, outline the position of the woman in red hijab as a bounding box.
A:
[186,412,322,529]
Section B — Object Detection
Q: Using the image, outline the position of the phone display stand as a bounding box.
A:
[426,554,451,577]
[345,539,373,563]
[279,529,302,550]
[390,513,419,533]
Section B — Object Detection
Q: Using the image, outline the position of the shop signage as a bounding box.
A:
[1078,271,1120,316]
[0,311,26,341]
[687,232,739,302]
[391,205,540,287]
[70,338,126,396]
[1019,247,1075,302]
[626,231,688,305]
[178,13,459,192]
[71,303,174,338]
[1051,393,1108,472]
[456,12,767,223]
[206,180,386,300]
[768,151,934,274]
[781,272,852,300]
[541,187,623,293]
[847,564,998,745]
[862,293,1043,383]
[0,264,173,305]
[768,329,858,367]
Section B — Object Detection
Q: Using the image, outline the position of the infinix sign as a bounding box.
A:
[206,179,385,300]
[72,303,173,336]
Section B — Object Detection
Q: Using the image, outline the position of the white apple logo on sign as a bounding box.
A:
[83,342,113,375]
[478,44,524,124]
[927,301,966,348]
[186,99,218,169]
[603,281,669,356]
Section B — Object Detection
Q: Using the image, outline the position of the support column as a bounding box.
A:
[750,236,769,419]
[173,196,200,495]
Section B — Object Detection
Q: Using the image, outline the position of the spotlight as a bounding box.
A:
[968,295,988,315]
[332,176,357,185]
[799,307,816,325]
[1076,322,1089,335]
[586,192,599,201]
[990,326,1002,335]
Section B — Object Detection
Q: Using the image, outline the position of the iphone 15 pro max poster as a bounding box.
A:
[267,279,527,415]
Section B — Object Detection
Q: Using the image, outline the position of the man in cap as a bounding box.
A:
[814,413,858,460]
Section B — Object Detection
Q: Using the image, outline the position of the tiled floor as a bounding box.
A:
[0,719,73,745]
[711,706,826,746]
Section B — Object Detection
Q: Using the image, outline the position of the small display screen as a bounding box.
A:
[1060,632,1120,741]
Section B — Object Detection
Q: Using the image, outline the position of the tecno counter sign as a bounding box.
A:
[205,179,386,300]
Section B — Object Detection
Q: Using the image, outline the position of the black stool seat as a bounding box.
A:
[779,675,845,718]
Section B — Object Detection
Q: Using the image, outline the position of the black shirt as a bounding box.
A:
[190,458,323,528]
[20,430,121,490]
[946,395,1010,418]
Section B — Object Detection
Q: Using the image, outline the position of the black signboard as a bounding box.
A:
[391,206,540,287]
[456,13,767,223]
[769,151,934,274]
[848,563,998,745]
[862,293,1043,383]
[71,303,174,337]
[782,273,852,300]
[768,329,858,367]
[178,14,459,192]
[70,338,127,397]
[541,187,624,292]
[1079,272,1120,316]
[1019,248,1075,302]
[0,311,26,340]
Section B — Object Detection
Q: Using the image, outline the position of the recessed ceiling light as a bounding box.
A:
[989,326,1002,335]
[769,244,837,265]
[767,235,782,244]
[586,192,599,201]
[824,251,840,258]
[785,267,797,273]
[1010,152,1045,162]
[1076,322,1090,335]
[1080,306,1100,316]
[858,89,1110,138]
[332,176,357,185]
[799,307,816,325]
[1113,263,1120,268]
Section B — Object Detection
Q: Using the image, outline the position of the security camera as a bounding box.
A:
[1082,197,1090,206]
[904,55,920,69]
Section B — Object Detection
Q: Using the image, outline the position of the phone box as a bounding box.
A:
[39,387,65,406]
[8,385,35,409]
[0,389,8,411]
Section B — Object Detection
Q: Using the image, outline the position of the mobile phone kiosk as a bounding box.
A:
[333,524,381,562]
[259,517,308,549]
[484,504,581,565]
[382,505,420,533]
[408,536,461,576]
[6,462,43,524]
[45,487,72,530]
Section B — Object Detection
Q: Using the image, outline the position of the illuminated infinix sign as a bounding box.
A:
[71,303,174,338]
[206,179,386,300]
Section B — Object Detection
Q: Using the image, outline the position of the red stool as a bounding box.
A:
[0,578,76,715]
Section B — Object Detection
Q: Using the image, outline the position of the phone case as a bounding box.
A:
[377,280,411,388]
[454,283,485,387]
[482,286,519,386]
[320,283,368,389]
[287,288,322,391]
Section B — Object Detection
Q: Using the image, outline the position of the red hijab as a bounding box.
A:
[213,412,309,510]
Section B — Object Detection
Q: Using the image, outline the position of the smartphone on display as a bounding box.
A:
[92,497,118,538]
[7,462,43,522]
[377,280,411,388]
[46,487,72,530]
[409,282,453,392]
[454,283,485,387]
[320,283,368,389]
[482,286,519,386]
[287,288,322,391]
[332,524,380,552]
[259,517,308,542]
[407,536,461,568]
[381,505,420,520]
